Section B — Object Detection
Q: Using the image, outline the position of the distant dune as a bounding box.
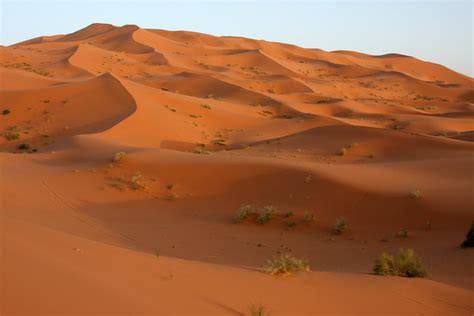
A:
[1,23,473,315]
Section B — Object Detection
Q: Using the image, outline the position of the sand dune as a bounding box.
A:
[1,23,473,315]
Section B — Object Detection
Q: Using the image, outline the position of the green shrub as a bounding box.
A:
[373,249,427,278]
[461,221,474,248]
[265,253,310,276]
[249,303,268,316]
[256,206,275,224]
[302,211,314,223]
[2,109,11,115]
[397,228,408,238]
[130,172,146,190]
[3,132,20,141]
[338,147,347,156]
[286,221,296,228]
[333,217,347,235]
[234,204,256,222]
[410,190,422,199]
[113,151,125,162]
[284,211,294,218]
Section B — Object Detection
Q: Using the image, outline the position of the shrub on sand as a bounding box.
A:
[373,248,427,278]
[234,204,256,222]
[113,151,125,162]
[256,206,275,224]
[333,217,347,235]
[265,253,310,276]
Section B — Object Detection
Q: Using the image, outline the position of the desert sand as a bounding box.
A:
[0,23,473,315]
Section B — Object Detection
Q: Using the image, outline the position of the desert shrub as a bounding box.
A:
[201,103,212,109]
[3,132,20,141]
[305,174,313,183]
[333,217,347,235]
[410,190,423,199]
[113,151,125,162]
[17,143,29,150]
[265,253,310,276]
[2,109,11,115]
[286,221,296,228]
[194,144,210,154]
[130,172,146,190]
[249,303,268,316]
[256,206,275,224]
[284,211,294,218]
[234,204,256,222]
[212,139,226,146]
[338,147,347,156]
[461,221,474,248]
[397,228,408,238]
[373,249,427,278]
[302,211,314,223]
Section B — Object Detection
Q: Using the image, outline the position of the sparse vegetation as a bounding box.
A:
[193,144,210,154]
[305,174,313,183]
[397,228,408,238]
[373,248,427,278]
[256,206,275,224]
[286,221,296,228]
[410,190,423,199]
[17,143,29,150]
[249,303,269,316]
[333,217,347,235]
[302,211,314,223]
[113,151,125,162]
[130,172,147,190]
[3,132,20,141]
[265,253,310,276]
[284,211,294,218]
[234,204,256,222]
[2,109,11,115]
[338,147,347,156]
[201,103,212,109]
[460,221,474,248]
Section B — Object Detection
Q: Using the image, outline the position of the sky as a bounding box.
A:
[0,0,472,76]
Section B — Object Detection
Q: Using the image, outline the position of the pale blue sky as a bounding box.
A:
[0,0,472,76]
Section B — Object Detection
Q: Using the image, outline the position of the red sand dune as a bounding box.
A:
[1,23,473,315]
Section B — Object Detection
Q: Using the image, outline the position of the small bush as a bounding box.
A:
[2,109,11,115]
[194,144,210,154]
[3,132,20,141]
[397,228,408,238]
[338,147,347,156]
[460,221,474,248]
[266,253,310,276]
[113,151,125,162]
[302,211,314,223]
[249,303,268,316]
[201,103,212,109]
[410,190,423,199]
[130,172,146,190]
[333,217,347,235]
[373,249,427,278]
[286,221,296,228]
[256,206,275,224]
[234,204,256,222]
[18,143,29,150]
